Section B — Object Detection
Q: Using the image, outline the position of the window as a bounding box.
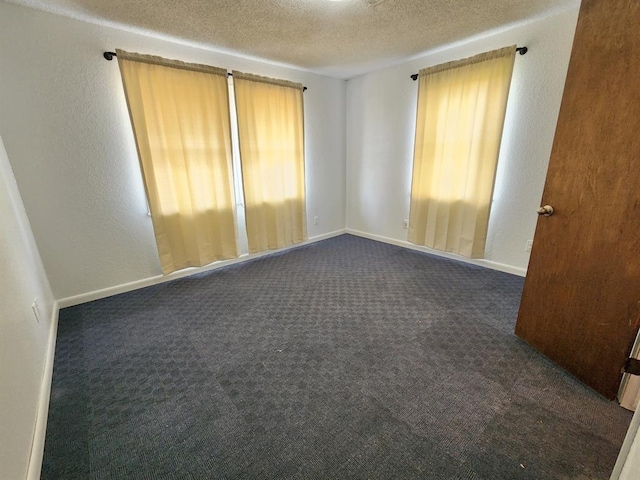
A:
[408,46,516,258]
[117,51,238,274]
[233,72,307,254]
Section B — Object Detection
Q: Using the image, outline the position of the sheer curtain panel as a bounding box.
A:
[233,72,307,253]
[408,46,516,258]
[117,50,238,274]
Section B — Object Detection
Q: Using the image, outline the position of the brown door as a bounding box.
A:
[515,0,640,400]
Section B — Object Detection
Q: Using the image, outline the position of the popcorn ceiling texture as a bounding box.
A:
[0,0,581,299]
[0,2,347,299]
[345,6,580,271]
[5,0,578,78]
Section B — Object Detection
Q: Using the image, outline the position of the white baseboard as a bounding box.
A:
[345,229,527,277]
[57,229,347,309]
[26,301,59,480]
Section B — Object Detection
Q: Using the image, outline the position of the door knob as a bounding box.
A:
[537,205,554,216]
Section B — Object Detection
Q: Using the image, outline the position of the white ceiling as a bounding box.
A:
[5,0,577,78]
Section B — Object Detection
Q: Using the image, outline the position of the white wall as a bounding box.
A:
[0,135,55,480]
[0,2,346,300]
[345,5,580,272]
[612,405,640,479]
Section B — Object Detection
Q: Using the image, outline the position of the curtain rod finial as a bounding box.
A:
[410,73,418,81]
[516,46,528,55]
[104,51,116,61]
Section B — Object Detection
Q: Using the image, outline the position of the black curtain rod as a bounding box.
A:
[409,46,528,81]
[104,52,307,91]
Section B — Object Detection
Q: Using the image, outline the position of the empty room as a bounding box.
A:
[2,0,640,479]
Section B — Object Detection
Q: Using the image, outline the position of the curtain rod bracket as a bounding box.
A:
[410,46,528,80]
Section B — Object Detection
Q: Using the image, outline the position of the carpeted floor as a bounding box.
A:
[42,234,632,479]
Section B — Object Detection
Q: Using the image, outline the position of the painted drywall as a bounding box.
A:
[612,405,640,479]
[345,5,580,271]
[0,135,55,480]
[0,2,346,300]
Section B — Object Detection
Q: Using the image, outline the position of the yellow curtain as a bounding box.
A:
[408,46,516,258]
[232,71,307,253]
[116,50,238,274]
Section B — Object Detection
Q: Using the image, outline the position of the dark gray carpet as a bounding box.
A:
[42,234,631,479]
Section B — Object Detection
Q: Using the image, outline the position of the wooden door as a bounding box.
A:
[515,0,640,400]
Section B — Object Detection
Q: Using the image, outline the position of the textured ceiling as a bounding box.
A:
[5,0,577,77]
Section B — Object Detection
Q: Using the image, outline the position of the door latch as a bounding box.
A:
[623,358,640,376]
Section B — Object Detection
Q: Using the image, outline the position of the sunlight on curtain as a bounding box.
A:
[408,46,516,258]
[232,72,307,254]
[117,50,238,274]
